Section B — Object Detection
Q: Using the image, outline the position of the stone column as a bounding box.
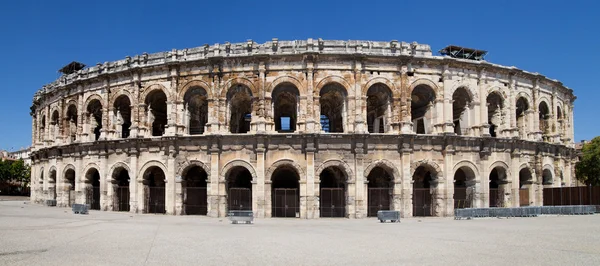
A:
[100,153,108,211]
[305,63,316,133]
[306,140,316,218]
[165,148,176,214]
[129,152,138,213]
[401,142,412,217]
[444,96,454,134]
[208,143,221,217]
[255,140,266,218]
[354,142,365,218]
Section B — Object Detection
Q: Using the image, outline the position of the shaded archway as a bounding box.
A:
[226,166,253,211]
[227,85,253,133]
[542,168,553,187]
[111,167,130,212]
[453,167,476,209]
[65,104,78,142]
[49,168,57,201]
[519,167,533,206]
[86,99,103,141]
[85,168,101,210]
[486,92,504,137]
[182,165,208,215]
[489,166,507,207]
[539,101,550,136]
[184,87,208,135]
[39,115,46,142]
[271,165,300,217]
[51,110,59,140]
[143,166,166,214]
[145,90,168,137]
[319,83,347,133]
[411,84,436,134]
[272,83,299,132]
[319,166,347,217]
[412,165,437,216]
[366,84,392,133]
[64,168,76,207]
[366,166,393,216]
[113,95,132,138]
[516,97,529,139]
[452,87,472,135]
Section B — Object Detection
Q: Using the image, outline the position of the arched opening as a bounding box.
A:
[145,90,168,137]
[411,85,436,134]
[85,168,101,210]
[452,87,472,135]
[271,165,300,217]
[39,115,46,142]
[366,84,392,133]
[516,97,529,139]
[143,166,166,214]
[557,105,564,136]
[64,169,76,207]
[519,168,533,207]
[227,85,253,134]
[412,165,437,217]
[113,95,132,139]
[39,168,44,184]
[542,169,553,186]
[49,168,57,201]
[320,83,347,133]
[489,167,507,207]
[111,167,130,212]
[184,87,208,135]
[319,166,347,217]
[87,99,103,141]
[366,166,393,217]
[65,105,78,142]
[486,92,504,138]
[226,166,253,211]
[272,84,299,133]
[539,101,550,136]
[51,110,59,140]
[453,167,476,209]
[182,165,208,215]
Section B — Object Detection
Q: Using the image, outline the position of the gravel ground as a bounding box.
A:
[1,201,599,266]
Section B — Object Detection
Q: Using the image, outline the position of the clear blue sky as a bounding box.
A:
[0,0,598,151]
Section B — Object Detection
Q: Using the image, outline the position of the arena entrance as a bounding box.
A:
[453,167,476,209]
[112,167,130,212]
[319,166,346,218]
[143,166,166,214]
[183,166,208,215]
[519,168,533,206]
[64,169,76,207]
[227,166,253,211]
[367,166,393,217]
[489,166,507,207]
[85,168,101,210]
[49,169,57,200]
[412,165,436,217]
[271,166,300,218]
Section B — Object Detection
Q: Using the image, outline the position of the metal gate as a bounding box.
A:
[145,186,166,214]
[86,186,101,210]
[413,188,432,217]
[68,190,76,207]
[113,186,130,212]
[320,188,345,218]
[272,188,299,218]
[519,188,530,206]
[228,188,251,211]
[368,188,392,217]
[184,187,207,215]
[454,188,474,209]
[489,188,503,207]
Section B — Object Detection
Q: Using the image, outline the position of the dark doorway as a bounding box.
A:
[453,167,475,209]
[367,166,393,217]
[412,165,435,217]
[85,169,101,210]
[65,168,76,207]
[227,166,253,211]
[144,166,166,214]
[271,166,300,218]
[489,167,506,207]
[145,90,168,137]
[183,165,208,215]
[319,166,346,218]
[112,167,130,212]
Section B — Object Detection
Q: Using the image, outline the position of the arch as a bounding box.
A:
[219,159,257,183]
[137,160,168,182]
[82,163,101,181]
[39,167,44,183]
[140,83,171,103]
[108,162,131,181]
[315,159,354,182]
[410,159,442,179]
[314,76,353,97]
[488,161,510,174]
[179,79,213,101]
[62,164,76,178]
[362,77,397,97]
[515,92,532,107]
[452,160,480,178]
[272,83,300,132]
[408,78,439,95]
[177,160,211,180]
[542,164,554,184]
[450,84,478,102]
[83,94,103,110]
[363,159,400,182]
[63,99,78,116]
[220,77,257,98]
[109,89,134,108]
[265,159,305,182]
[267,75,306,96]
[48,166,58,183]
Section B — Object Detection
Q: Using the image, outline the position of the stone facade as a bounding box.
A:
[29,39,577,218]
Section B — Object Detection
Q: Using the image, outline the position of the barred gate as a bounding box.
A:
[367,188,392,217]
[320,188,345,217]
[184,187,207,215]
[228,188,251,211]
[145,186,166,214]
[86,186,101,210]
[454,187,474,209]
[489,188,503,207]
[272,188,299,218]
[413,188,432,217]
[113,186,130,212]
[519,189,530,206]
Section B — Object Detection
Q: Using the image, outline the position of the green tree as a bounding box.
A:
[0,160,9,182]
[9,159,30,187]
[576,136,600,186]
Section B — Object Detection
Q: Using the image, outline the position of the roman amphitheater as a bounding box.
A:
[29,39,577,218]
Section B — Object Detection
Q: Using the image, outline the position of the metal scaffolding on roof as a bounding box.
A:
[439,45,487,61]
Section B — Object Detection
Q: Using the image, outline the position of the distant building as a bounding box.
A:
[8,148,32,166]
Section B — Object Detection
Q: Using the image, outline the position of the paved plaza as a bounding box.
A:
[1,199,599,266]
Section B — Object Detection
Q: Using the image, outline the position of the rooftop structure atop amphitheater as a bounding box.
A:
[29,39,577,218]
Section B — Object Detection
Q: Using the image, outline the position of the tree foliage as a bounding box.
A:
[576,136,600,186]
[0,159,30,186]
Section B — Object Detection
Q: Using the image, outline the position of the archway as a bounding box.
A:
[143,166,166,214]
[113,95,132,138]
[366,166,393,216]
[489,166,507,207]
[366,84,392,133]
[319,83,347,133]
[452,87,472,135]
[412,165,437,216]
[65,105,78,142]
[486,92,504,137]
[539,101,550,136]
[542,168,553,187]
[453,167,476,209]
[411,84,436,134]
[49,168,57,201]
[111,167,130,212]
[519,168,533,206]
[86,99,103,141]
[271,165,300,217]
[516,97,529,139]
[85,168,101,210]
[319,166,347,217]
[227,85,253,134]
[226,166,253,211]
[145,90,168,137]
[184,87,208,135]
[39,115,46,142]
[182,165,208,215]
[64,168,76,207]
[272,83,299,132]
[51,110,59,140]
